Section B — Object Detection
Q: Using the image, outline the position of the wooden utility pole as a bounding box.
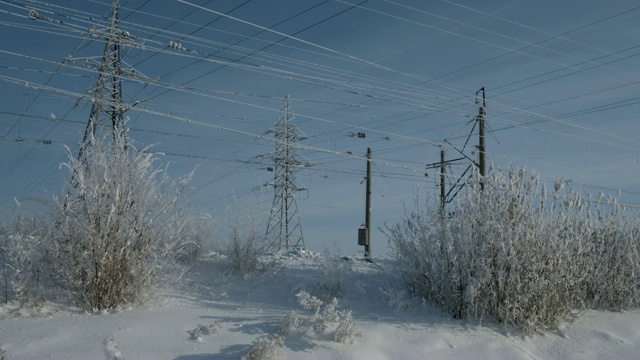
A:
[365,147,372,262]
[440,149,446,209]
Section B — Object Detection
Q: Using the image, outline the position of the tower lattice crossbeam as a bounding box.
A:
[265,96,308,251]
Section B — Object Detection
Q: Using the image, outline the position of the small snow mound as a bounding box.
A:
[286,248,318,258]
[189,324,221,342]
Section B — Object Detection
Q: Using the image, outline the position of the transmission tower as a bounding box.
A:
[66,1,151,159]
[264,96,310,251]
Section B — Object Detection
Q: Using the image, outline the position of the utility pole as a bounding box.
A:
[440,149,446,209]
[365,147,372,262]
[476,87,486,188]
[424,152,465,206]
[264,96,309,251]
[429,89,487,206]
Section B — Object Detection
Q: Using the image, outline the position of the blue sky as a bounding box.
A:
[1,0,640,255]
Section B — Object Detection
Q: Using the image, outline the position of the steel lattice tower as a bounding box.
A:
[264,96,309,251]
[66,1,150,159]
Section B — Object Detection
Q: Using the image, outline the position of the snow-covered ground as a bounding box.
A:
[1,250,639,360]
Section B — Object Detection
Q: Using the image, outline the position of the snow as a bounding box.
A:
[1,251,639,360]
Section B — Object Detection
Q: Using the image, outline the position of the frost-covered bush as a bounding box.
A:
[0,216,47,306]
[296,290,323,317]
[278,311,302,336]
[225,226,261,274]
[242,312,297,360]
[378,282,414,311]
[295,291,360,343]
[242,291,359,358]
[315,245,348,300]
[1,233,39,305]
[45,126,201,311]
[386,167,640,334]
[222,196,268,274]
[577,195,640,310]
[334,310,358,343]
[180,213,213,262]
[241,334,284,360]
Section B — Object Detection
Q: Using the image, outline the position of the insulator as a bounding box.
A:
[28,10,41,20]
[169,41,184,50]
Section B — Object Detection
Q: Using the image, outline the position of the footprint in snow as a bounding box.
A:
[104,337,123,360]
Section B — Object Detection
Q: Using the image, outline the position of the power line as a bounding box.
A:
[2,0,640,219]
[439,0,640,66]
[7,1,636,150]
[382,0,639,81]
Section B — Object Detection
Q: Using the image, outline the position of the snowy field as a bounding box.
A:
[1,250,639,360]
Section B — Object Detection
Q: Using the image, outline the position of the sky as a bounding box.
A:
[1,0,640,255]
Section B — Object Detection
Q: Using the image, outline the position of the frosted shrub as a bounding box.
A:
[222,195,267,274]
[46,126,200,311]
[0,217,47,306]
[180,213,213,262]
[379,284,413,311]
[296,290,323,315]
[243,291,359,357]
[334,310,357,343]
[241,335,284,360]
[579,195,640,310]
[278,311,302,336]
[295,291,360,342]
[225,227,261,274]
[243,312,299,360]
[316,245,347,300]
[1,233,39,305]
[386,167,640,334]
